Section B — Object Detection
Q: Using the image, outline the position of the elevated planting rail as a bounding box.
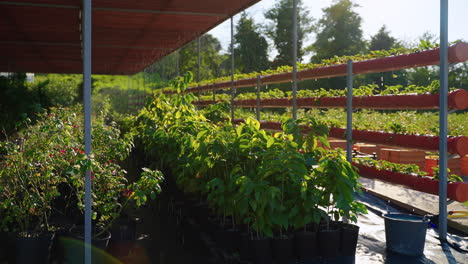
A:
[194,89,468,110]
[232,119,468,157]
[165,42,468,94]
[231,119,468,202]
[353,163,468,202]
[187,43,468,203]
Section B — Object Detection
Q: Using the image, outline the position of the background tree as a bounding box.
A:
[367,25,407,88]
[309,0,365,63]
[152,34,227,82]
[264,0,313,67]
[234,12,270,73]
[307,0,365,90]
[369,25,401,51]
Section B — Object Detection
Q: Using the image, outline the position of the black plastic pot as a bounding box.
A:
[294,231,318,261]
[249,237,272,264]
[15,233,55,264]
[0,232,8,261]
[214,222,227,246]
[110,217,137,241]
[224,228,241,252]
[318,226,341,257]
[341,223,360,256]
[61,226,112,264]
[272,236,294,264]
[239,233,251,261]
[107,218,138,259]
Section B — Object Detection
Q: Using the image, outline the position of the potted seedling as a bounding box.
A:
[314,150,367,257]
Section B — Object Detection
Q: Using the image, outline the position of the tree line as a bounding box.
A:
[151,0,467,91]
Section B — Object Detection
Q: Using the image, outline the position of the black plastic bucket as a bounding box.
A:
[383,214,429,256]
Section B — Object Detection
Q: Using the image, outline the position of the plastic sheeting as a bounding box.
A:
[356,191,467,264]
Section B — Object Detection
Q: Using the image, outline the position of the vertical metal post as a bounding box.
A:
[256,76,261,121]
[197,37,201,101]
[127,76,131,112]
[176,49,180,77]
[151,65,154,94]
[292,0,298,120]
[212,84,215,102]
[438,0,449,241]
[82,0,92,263]
[197,38,201,83]
[143,69,146,106]
[346,60,353,162]
[230,16,235,121]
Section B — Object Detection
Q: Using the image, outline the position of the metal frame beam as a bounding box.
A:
[0,41,174,50]
[0,1,226,16]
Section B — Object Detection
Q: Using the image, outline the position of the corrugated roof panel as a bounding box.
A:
[0,0,260,74]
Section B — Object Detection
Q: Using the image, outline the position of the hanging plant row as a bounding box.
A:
[165,42,468,94]
[194,89,468,110]
[232,119,468,158]
[352,163,468,202]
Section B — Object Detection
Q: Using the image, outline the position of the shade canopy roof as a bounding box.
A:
[0,0,260,75]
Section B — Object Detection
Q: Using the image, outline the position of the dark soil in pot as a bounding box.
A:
[318,225,341,257]
[249,237,272,264]
[272,235,294,264]
[341,223,359,256]
[15,232,55,264]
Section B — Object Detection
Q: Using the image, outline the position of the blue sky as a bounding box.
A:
[208,0,467,60]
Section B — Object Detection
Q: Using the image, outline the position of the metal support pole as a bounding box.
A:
[197,38,201,83]
[127,76,130,112]
[212,84,215,102]
[197,37,201,101]
[151,65,154,94]
[230,16,235,121]
[176,49,180,77]
[82,0,92,263]
[256,76,261,121]
[292,0,298,120]
[438,0,449,241]
[143,69,146,106]
[346,60,353,162]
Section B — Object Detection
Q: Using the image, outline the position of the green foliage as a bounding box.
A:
[234,12,270,73]
[234,107,468,137]
[0,74,43,135]
[264,0,314,67]
[309,0,365,63]
[431,165,463,183]
[177,34,228,81]
[135,80,366,238]
[0,105,161,236]
[315,150,367,224]
[369,25,401,51]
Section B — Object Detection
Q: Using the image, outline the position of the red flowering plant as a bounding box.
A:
[68,154,163,235]
[0,107,81,237]
[60,103,162,235]
[0,104,162,238]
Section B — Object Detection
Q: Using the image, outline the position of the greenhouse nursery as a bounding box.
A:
[0,0,467,264]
